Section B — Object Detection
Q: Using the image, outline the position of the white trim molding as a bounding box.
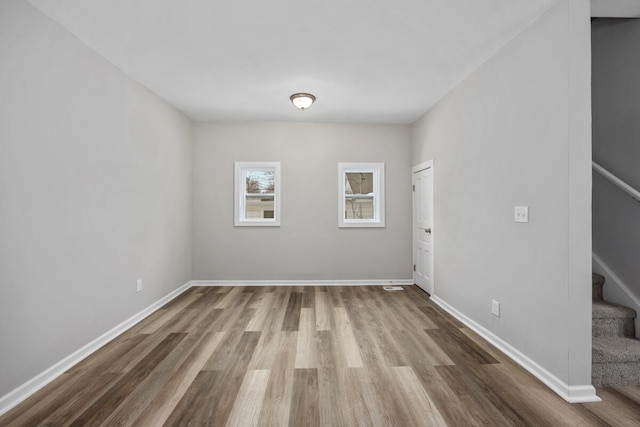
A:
[430,296,600,404]
[0,281,192,417]
[189,279,415,287]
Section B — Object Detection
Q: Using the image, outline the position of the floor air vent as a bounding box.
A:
[383,286,404,291]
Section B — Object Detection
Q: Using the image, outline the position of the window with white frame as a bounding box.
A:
[338,163,385,227]
[235,162,281,226]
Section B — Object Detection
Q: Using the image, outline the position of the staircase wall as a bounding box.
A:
[592,18,640,307]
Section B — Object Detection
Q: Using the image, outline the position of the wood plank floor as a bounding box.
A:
[1,285,639,426]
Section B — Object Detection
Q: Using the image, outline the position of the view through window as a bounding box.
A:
[235,162,280,226]
[338,163,385,228]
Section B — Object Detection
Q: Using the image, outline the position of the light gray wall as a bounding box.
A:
[592,19,640,303]
[0,0,192,397]
[411,0,592,387]
[193,122,412,281]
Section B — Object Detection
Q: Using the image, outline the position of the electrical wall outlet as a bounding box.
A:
[492,300,500,317]
[514,206,529,223]
[136,279,143,293]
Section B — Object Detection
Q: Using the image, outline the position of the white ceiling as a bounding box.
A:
[27,0,558,124]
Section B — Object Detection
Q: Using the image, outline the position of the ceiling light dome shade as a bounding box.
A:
[290,93,316,110]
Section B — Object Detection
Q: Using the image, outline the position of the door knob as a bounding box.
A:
[425,228,431,234]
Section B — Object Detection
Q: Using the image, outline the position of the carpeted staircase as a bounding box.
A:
[592,273,640,386]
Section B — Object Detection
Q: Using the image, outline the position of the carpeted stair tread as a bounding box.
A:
[591,272,640,386]
[593,336,640,363]
[592,301,637,319]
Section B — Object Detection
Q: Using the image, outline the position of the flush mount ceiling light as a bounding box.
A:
[290,93,316,110]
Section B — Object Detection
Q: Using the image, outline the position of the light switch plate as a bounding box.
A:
[492,300,500,317]
[514,206,529,223]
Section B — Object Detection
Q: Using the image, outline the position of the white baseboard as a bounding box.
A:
[189,279,415,286]
[0,281,192,417]
[593,252,640,338]
[430,296,600,404]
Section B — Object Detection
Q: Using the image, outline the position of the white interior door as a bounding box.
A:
[413,162,433,294]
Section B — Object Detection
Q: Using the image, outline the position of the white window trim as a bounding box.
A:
[234,162,281,226]
[338,162,385,228]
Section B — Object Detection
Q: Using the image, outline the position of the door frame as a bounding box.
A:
[412,160,434,295]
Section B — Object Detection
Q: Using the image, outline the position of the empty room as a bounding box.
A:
[2,0,640,425]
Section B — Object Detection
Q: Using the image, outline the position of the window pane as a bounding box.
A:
[345,172,373,195]
[245,170,275,194]
[344,172,374,219]
[245,195,274,219]
[345,196,374,219]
